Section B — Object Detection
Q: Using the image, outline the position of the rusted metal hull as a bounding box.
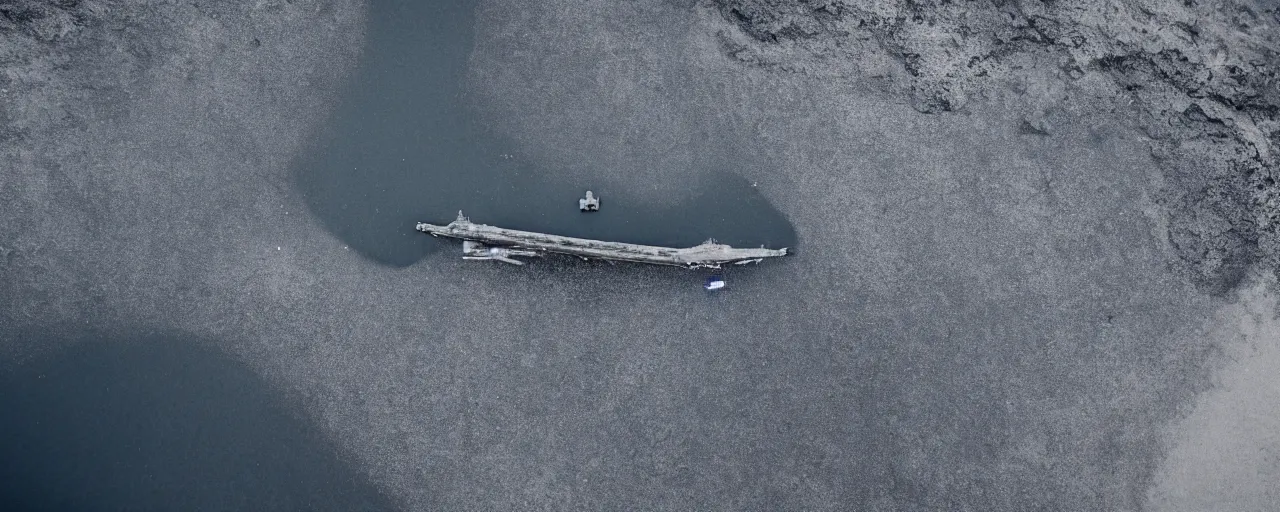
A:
[416,212,789,269]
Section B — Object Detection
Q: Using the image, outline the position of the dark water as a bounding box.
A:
[0,335,392,512]
[294,0,797,267]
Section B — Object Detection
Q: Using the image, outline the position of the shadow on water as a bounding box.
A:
[0,333,394,512]
[293,0,797,267]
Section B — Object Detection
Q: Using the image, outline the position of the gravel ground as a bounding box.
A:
[2,0,1277,510]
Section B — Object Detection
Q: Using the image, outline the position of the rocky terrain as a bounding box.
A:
[710,0,1280,295]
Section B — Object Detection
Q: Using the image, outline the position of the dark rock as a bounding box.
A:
[710,0,1280,295]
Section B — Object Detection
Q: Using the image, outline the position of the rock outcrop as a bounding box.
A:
[710,0,1280,294]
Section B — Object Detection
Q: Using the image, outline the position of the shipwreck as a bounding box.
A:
[416,211,789,269]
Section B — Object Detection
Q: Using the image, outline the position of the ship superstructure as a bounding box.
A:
[416,211,789,269]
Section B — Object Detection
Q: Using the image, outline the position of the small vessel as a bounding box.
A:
[416,211,789,269]
[704,275,726,290]
[579,191,600,211]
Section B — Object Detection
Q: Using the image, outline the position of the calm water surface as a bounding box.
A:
[0,335,392,511]
[294,0,797,267]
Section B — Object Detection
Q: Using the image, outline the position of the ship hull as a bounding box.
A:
[416,212,788,269]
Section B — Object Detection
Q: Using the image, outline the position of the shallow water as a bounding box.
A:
[294,0,797,267]
[0,335,392,511]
